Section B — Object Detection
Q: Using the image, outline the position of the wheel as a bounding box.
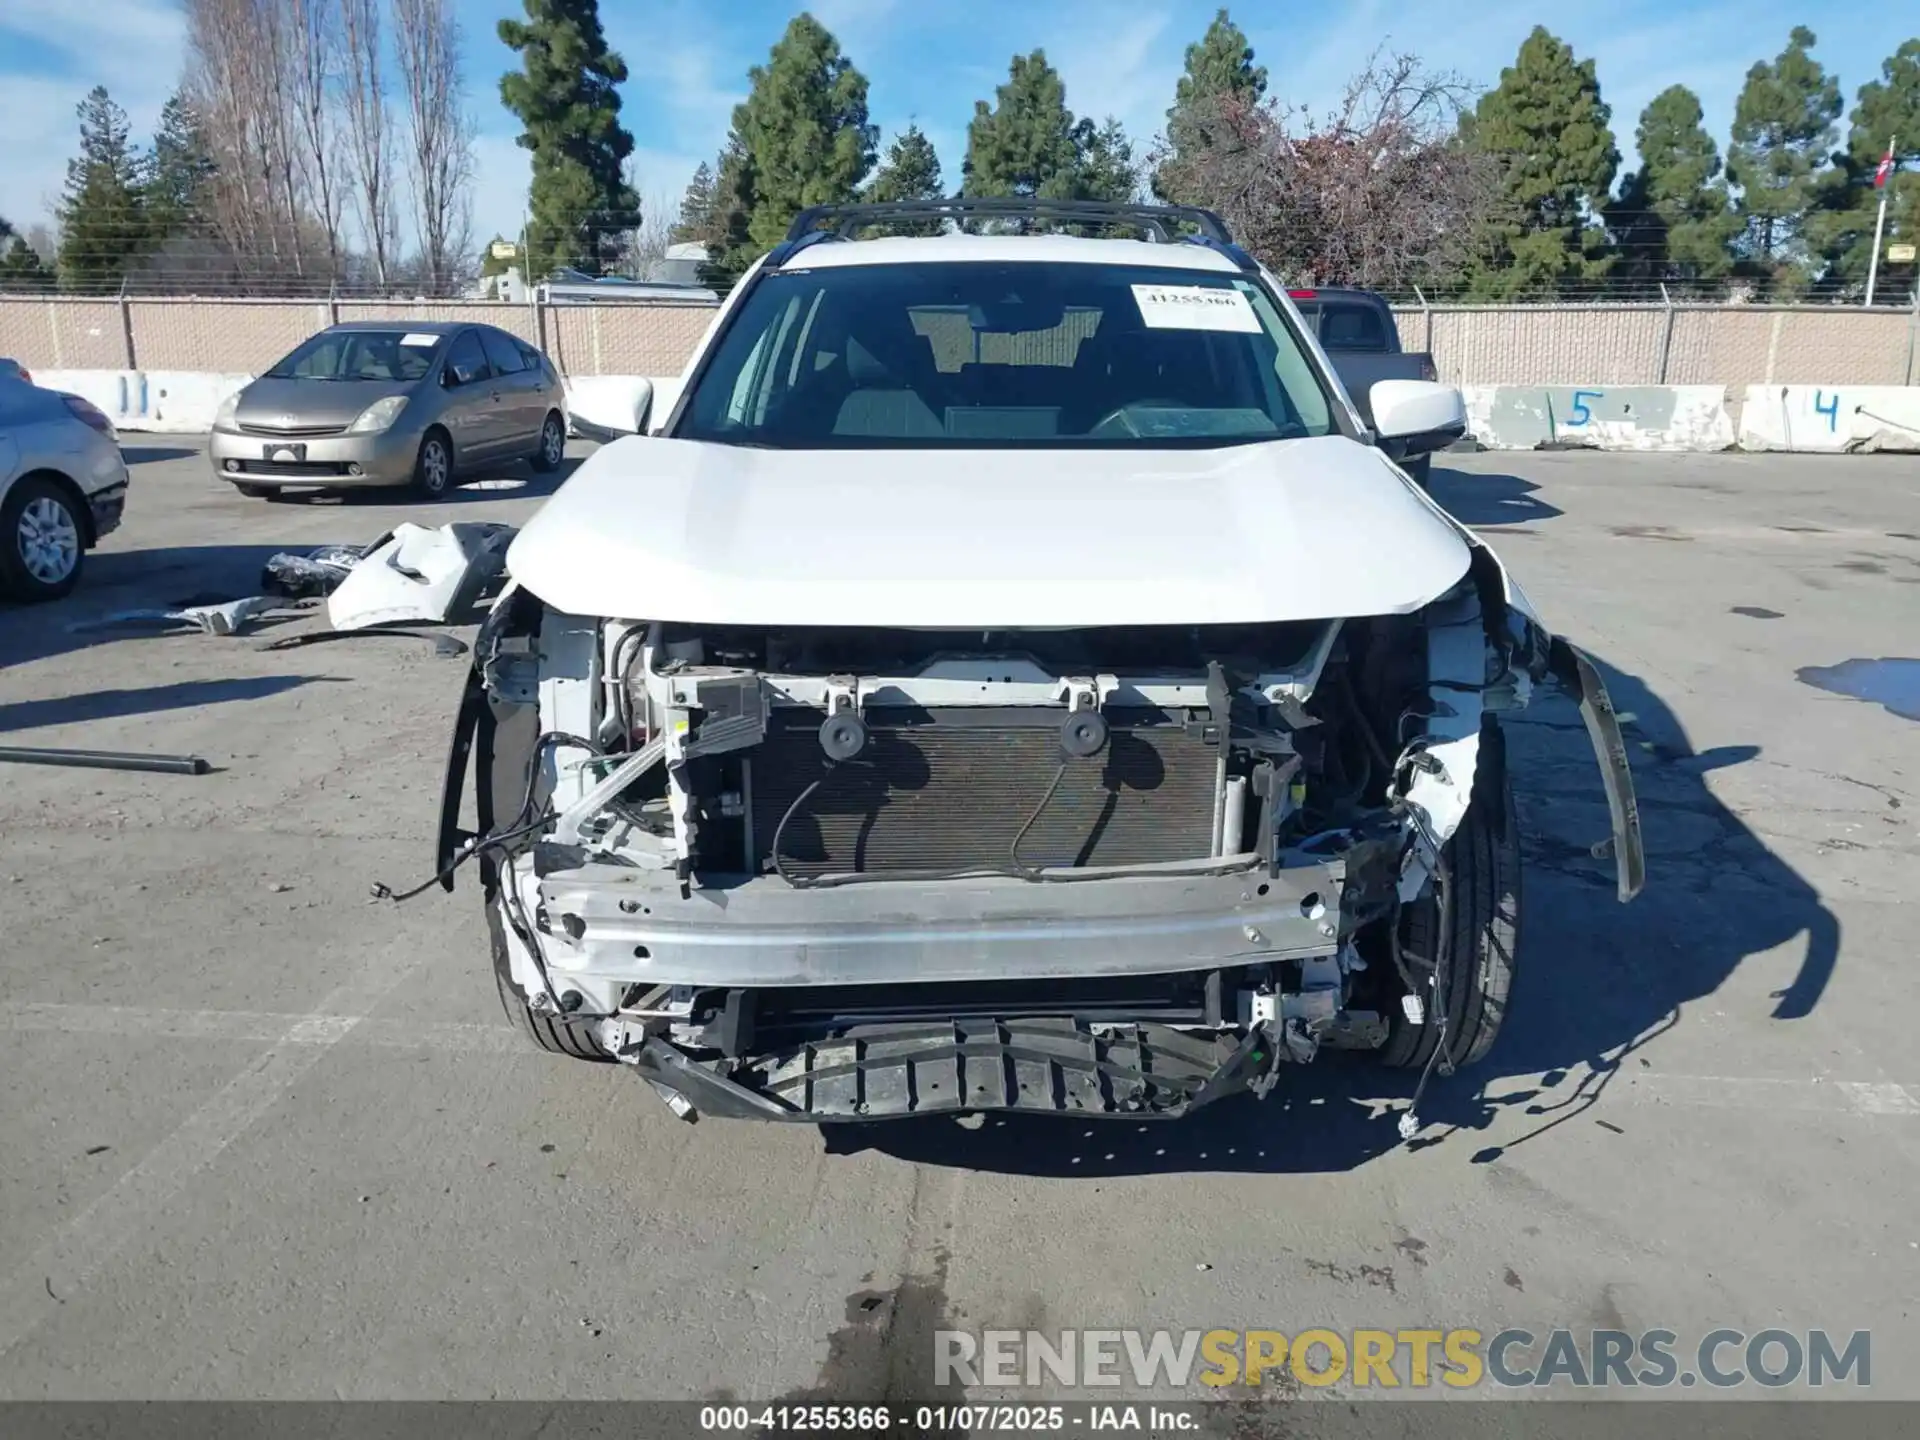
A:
[411,431,453,498]
[1401,454,1432,488]
[487,891,609,1061]
[234,483,273,499]
[1378,721,1519,1070]
[0,476,86,601]
[530,412,565,473]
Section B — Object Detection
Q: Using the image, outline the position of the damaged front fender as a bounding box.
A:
[1549,638,1646,902]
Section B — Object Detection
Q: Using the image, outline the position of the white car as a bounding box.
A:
[0,376,127,601]
[435,199,1643,1124]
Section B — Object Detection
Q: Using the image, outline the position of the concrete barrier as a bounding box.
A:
[32,368,683,438]
[1738,385,1920,453]
[35,369,252,433]
[1461,385,1735,452]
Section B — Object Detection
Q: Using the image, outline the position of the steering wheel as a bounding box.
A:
[1088,399,1188,438]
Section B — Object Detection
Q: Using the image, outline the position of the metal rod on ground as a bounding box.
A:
[0,746,211,776]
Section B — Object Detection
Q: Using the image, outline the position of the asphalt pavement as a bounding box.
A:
[0,441,1916,1411]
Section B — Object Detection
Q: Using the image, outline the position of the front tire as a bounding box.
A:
[412,431,453,498]
[0,477,86,602]
[1379,722,1520,1070]
[530,411,565,473]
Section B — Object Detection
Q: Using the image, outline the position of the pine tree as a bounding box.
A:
[1608,86,1738,290]
[1808,40,1920,292]
[1726,27,1843,274]
[701,134,761,287]
[142,94,216,247]
[671,163,716,244]
[0,219,56,293]
[1155,8,1266,202]
[498,0,641,277]
[867,125,945,234]
[55,86,150,292]
[963,51,1084,210]
[1464,27,1619,298]
[1077,118,1137,204]
[732,14,876,251]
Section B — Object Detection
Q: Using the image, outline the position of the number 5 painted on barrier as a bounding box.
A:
[1814,390,1839,432]
[1569,389,1603,426]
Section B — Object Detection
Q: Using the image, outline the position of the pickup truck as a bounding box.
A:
[1287,287,1453,485]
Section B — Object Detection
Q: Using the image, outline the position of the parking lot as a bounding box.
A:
[1,440,1917,1404]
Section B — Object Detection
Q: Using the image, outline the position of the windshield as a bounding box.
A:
[675,260,1336,448]
[265,329,444,381]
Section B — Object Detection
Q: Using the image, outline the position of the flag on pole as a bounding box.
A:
[1873,143,1895,189]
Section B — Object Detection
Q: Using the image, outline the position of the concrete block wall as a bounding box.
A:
[1460,385,1736,451]
[1737,386,1920,453]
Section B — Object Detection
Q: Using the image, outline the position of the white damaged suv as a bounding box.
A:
[438,200,1644,1124]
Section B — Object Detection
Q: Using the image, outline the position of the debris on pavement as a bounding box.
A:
[0,746,213,776]
[67,594,302,638]
[261,543,374,599]
[259,628,468,658]
[326,522,514,632]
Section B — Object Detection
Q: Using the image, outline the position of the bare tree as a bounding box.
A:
[391,0,475,295]
[184,0,283,280]
[612,173,675,281]
[339,0,398,289]
[287,0,346,275]
[1153,49,1502,291]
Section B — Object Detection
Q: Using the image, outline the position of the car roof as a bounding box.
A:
[789,233,1244,275]
[324,319,472,334]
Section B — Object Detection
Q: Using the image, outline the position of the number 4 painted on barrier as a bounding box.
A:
[1814,390,1840,432]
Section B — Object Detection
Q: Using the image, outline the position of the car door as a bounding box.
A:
[478,327,541,450]
[436,329,504,461]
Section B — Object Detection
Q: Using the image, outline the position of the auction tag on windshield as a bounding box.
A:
[1131,284,1261,333]
[400,332,439,347]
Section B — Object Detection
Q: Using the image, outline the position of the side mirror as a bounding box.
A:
[1369,379,1465,450]
[562,377,655,440]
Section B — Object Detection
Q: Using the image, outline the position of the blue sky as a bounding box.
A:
[2,0,1914,251]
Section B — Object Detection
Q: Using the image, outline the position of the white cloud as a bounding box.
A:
[0,0,185,231]
[1042,4,1180,140]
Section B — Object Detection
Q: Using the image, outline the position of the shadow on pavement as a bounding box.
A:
[121,444,200,465]
[0,545,309,669]
[0,674,340,734]
[829,654,1840,1176]
[1429,465,1565,527]
[270,454,583,507]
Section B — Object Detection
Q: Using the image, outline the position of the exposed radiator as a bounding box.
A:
[749,707,1219,877]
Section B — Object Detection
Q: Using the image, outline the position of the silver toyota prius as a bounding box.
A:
[208,321,568,499]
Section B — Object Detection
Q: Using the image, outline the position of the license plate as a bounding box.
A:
[264,444,307,462]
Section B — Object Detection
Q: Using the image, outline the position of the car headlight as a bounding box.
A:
[348,396,409,434]
[213,391,242,430]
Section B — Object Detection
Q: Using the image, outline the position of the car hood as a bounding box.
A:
[506,435,1477,628]
[236,376,415,429]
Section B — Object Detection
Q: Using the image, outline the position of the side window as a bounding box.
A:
[480,329,527,376]
[442,331,491,388]
[516,341,548,374]
[1318,303,1388,352]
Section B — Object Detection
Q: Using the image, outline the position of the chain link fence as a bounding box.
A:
[3,294,1917,387]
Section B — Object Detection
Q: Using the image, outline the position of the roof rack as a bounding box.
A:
[782,198,1237,246]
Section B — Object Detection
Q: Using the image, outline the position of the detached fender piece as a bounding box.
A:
[1549,638,1646,903]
